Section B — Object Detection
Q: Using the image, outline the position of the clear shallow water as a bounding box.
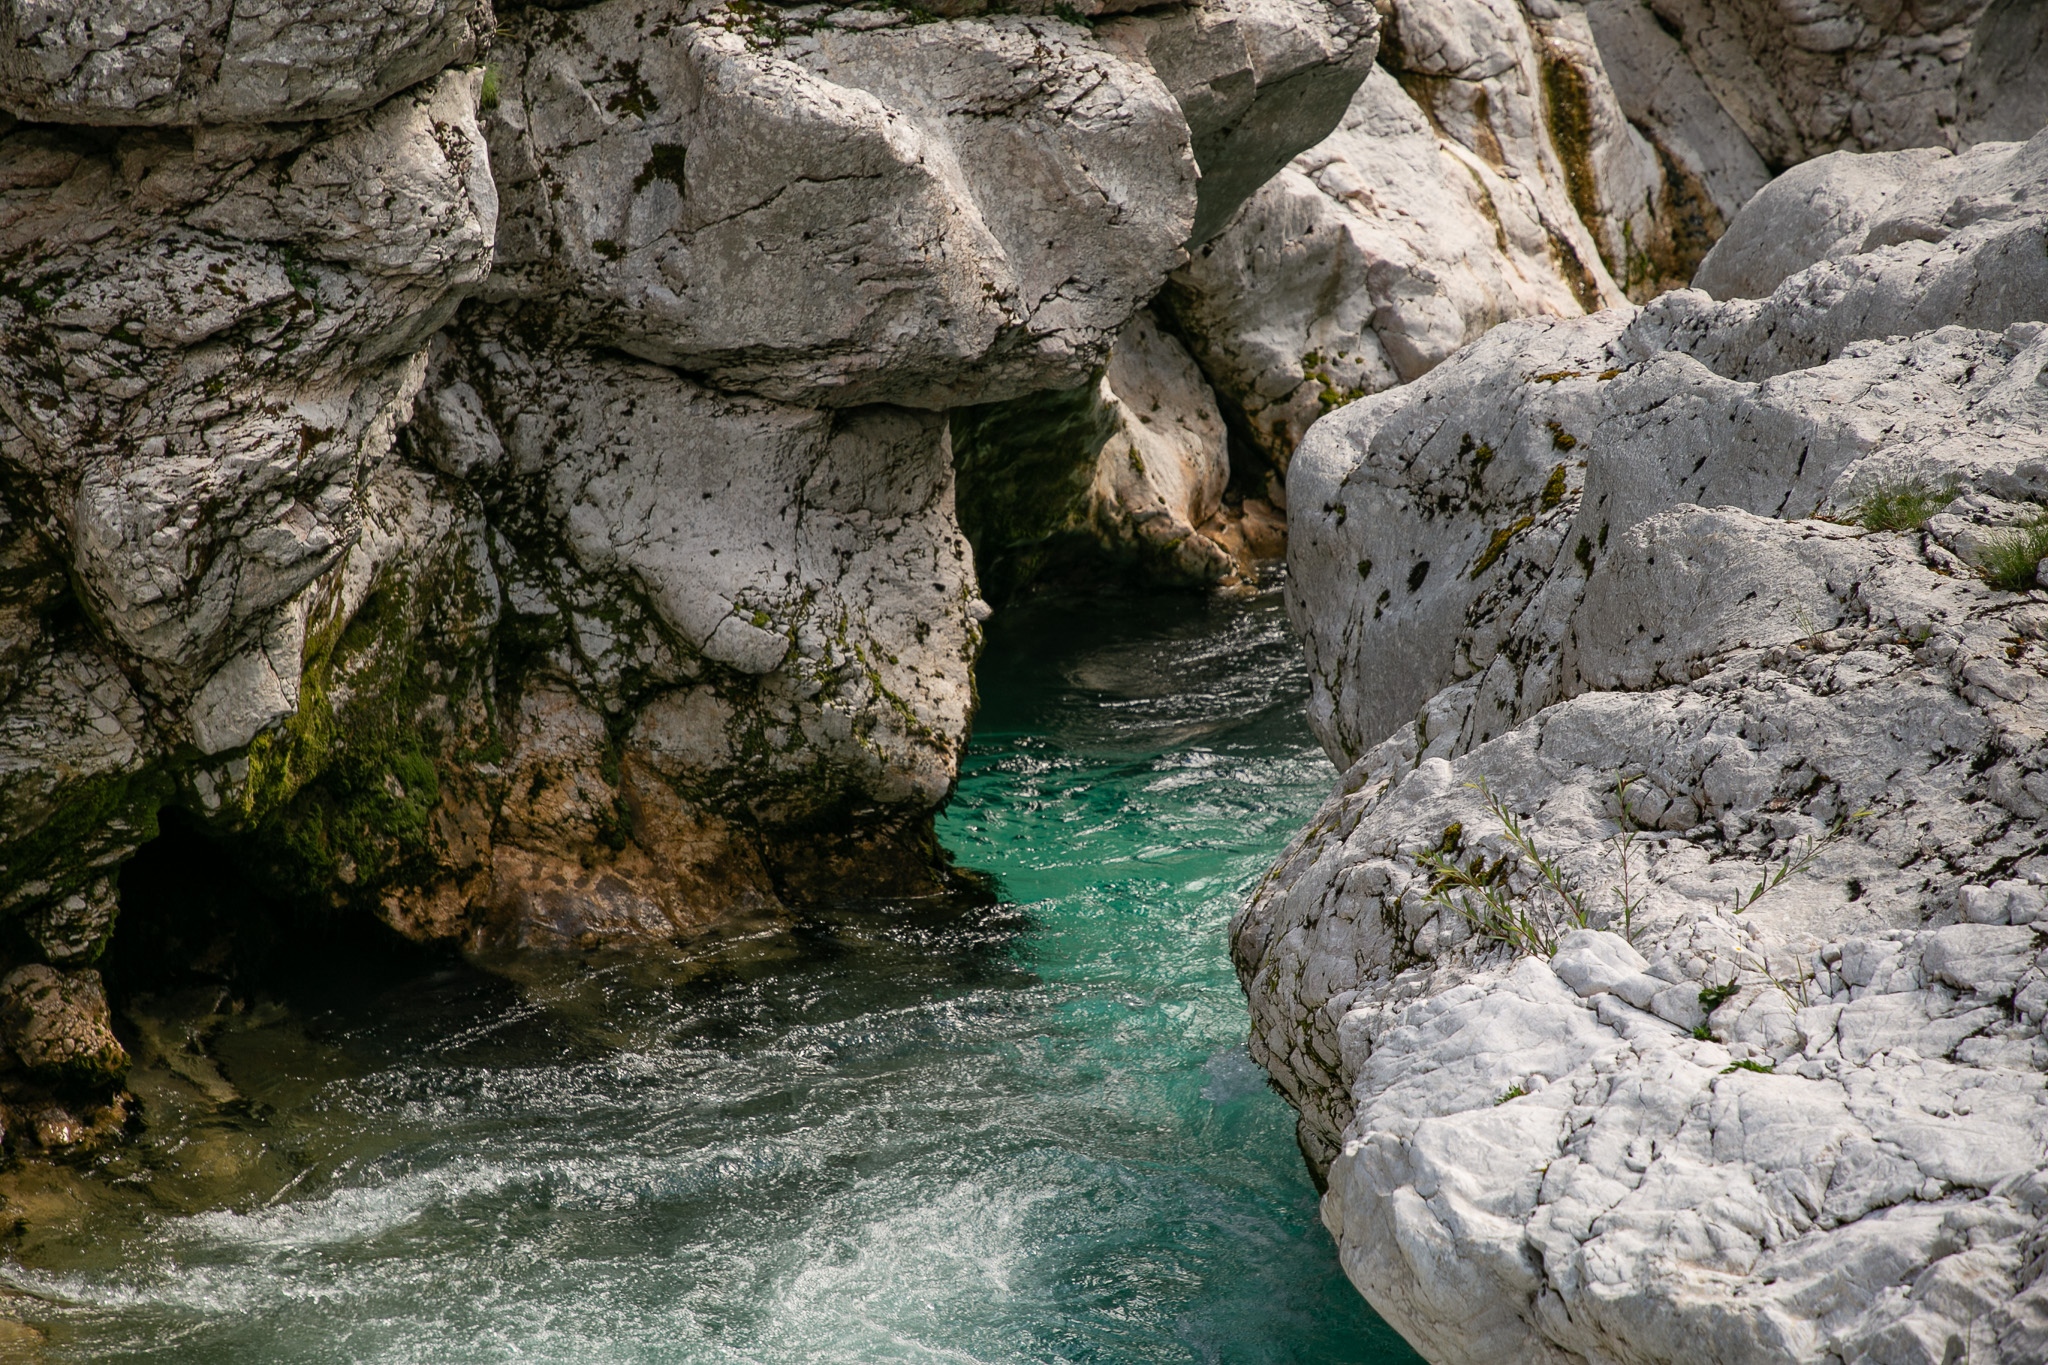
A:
[1,584,1420,1364]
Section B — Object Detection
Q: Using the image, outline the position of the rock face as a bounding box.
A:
[0,69,496,714]
[383,315,982,943]
[479,0,1204,410]
[1101,0,1379,246]
[0,0,1378,967]
[1238,130,2048,1364]
[1168,61,1622,478]
[0,0,495,125]
[1590,0,2047,169]
[1163,0,1731,484]
[1159,0,2048,496]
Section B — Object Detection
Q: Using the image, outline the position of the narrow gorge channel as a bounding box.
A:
[6,0,2048,1357]
[0,584,1417,1365]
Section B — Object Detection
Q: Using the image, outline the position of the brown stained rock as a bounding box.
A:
[0,967,127,1087]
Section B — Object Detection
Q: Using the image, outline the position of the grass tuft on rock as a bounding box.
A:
[1854,478,1956,531]
[1978,516,2048,592]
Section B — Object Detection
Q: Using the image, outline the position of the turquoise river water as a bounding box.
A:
[0,584,1421,1364]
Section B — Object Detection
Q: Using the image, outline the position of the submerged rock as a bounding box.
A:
[1240,129,2048,1364]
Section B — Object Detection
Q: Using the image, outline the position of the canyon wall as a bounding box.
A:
[1149,0,2048,551]
[0,0,1377,1141]
[1239,113,2048,1365]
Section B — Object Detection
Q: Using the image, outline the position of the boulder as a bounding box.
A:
[0,68,496,717]
[0,965,127,1086]
[1240,130,2048,1364]
[1584,0,2048,172]
[1167,63,1613,473]
[0,0,493,125]
[1099,0,1378,244]
[480,0,1199,410]
[353,313,986,945]
[1164,0,1753,481]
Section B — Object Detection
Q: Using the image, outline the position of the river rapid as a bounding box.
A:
[0,583,1420,1364]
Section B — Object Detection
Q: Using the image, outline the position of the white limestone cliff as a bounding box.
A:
[1160,0,2048,498]
[1238,128,2048,1365]
[0,0,1377,992]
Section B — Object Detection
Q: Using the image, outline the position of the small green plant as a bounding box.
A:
[1413,782,1589,957]
[1721,945,1825,1011]
[1854,478,1957,532]
[1977,515,2048,592]
[1691,1024,1713,1041]
[479,64,501,111]
[1607,774,1648,944]
[1721,1059,1774,1076]
[1728,811,1866,914]
[1697,982,1738,1013]
[1495,1085,1527,1105]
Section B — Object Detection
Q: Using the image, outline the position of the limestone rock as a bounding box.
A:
[21,878,119,965]
[426,313,979,813]
[1094,310,1239,583]
[481,0,1198,410]
[0,495,160,923]
[0,966,127,1085]
[1170,0,2047,491]
[1291,127,2048,764]
[0,0,1379,958]
[366,312,985,945]
[1241,134,2048,1364]
[1374,0,1692,299]
[0,67,496,714]
[1690,144,1962,302]
[0,0,494,126]
[1166,0,1765,480]
[1582,0,1770,224]
[1631,132,2048,382]
[1099,0,1378,245]
[1167,63,1613,472]
[1587,0,2046,171]
[1961,0,2048,146]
